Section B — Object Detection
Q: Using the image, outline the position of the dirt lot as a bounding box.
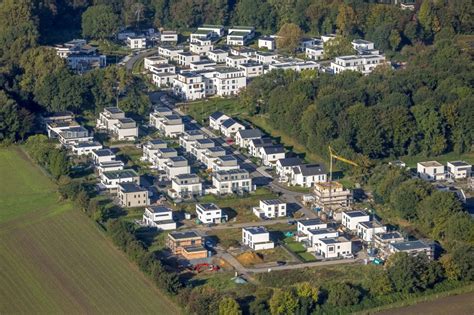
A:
[377,291,474,315]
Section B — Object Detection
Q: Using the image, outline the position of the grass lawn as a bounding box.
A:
[395,151,474,168]
[0,147,181,314]
[283,238,317,262]
[180,98,245,125]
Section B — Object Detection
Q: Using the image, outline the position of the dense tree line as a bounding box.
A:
[240,36,473,162]
[368,165,474,246]
[24,135,70,179]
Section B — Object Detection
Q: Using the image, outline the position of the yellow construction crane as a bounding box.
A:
[328,145,358,182]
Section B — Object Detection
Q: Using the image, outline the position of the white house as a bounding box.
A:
[248,138,273,158]
[142,139,167,162]
[268,60,320,72]
[220,118,245,138]
[169,174,203,199]
[230,47,256,57]
[201,146,226,166]
[163,156,190,179]
[242,226,274,250]
[96,107,125,131]
[111,118,138,141]
[314,237,352,259]
[209,111,230,130]
[173,72,205,101]
[417,161,446,181]
[144,55,168,70]
[176,52,201,67]
[235,129,263,148]
[351,39,377,54]
[190,29,213,42]
[290,164,326,187]
[152,147,178,169]
[190,38,214,55]
[342,210,370,231]
[238,62,264,78]
[211,169,254,195]
[100,169,140,193]
[227,26,255,46]
[92,148,116,165]
[96,160,124,175]
[66,53,106,73]
[446,161,471,179]
[142,206,177,230]
[306,228,339,252]
[254,51,278,65]
[151,113,185,138]
[331,54,388,75]
[356,221,387,242]
[198,25,225,38]
[260,145,286,167]
[57,126,93,147]
[202,67,247,97]
[158,45,183,61]
[296,218,327,242]
[389,240,434,260]
[276,157,303,180]
[226,55,248,67]
[209,155,239,172]
[252,199,287,219]
[149,63,176,75]
[196,203,227,224]
[179,130,205,152]
[127,36,146,49]
[207,49,228,63]
[152,72,177,87]
[190,59,216,71]
[258,36,276,50]
[71,141,103,156]
[190,139,216,161]
[160,31,178,44]
[305,45,324,60]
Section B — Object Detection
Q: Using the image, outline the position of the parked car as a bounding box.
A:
[341,253,354,259]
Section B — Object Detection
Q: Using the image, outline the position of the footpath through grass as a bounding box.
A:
[0,147,180,314]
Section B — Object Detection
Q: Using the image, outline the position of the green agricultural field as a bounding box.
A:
[0,147,181,314]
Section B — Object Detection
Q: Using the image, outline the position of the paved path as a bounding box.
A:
[218,252,359,275]
[179,218,290,232]
[124,49,156,71]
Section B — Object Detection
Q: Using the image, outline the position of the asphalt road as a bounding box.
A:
[124,49,157,71]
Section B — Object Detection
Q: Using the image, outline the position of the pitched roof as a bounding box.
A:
[237,129,263,139]
[262,145,285,155]
[210,111,226,120]
[294,164,325,176]
[221,118,242,128]
[277,157,302,167]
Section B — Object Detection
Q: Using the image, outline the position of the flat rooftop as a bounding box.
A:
[298,218,324,226]
[244,226,268,235]
[262,199,284,206]
[119,182,146,193]
[198,203,220,211]
[418,161,443,167]
[169,230,201,240]
[391,240,430,251]
[147,206,172,213]
[344,210,369,218]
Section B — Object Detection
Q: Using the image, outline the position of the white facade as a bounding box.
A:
[198,25,225,37]
[342,211,370,231]
[92,148,116,165]
[305,45,324,60]
[173,73,205,101]
[202,67,247,97]
[100,169,139,192]
[169,174,203,199]
[290,164,327,187]
[254,52,277,65]
[447,161,472,179]
[242,227,274,250]
[190,39,213,55]
[196,203,227,224]
[258,37,276,50]
[127,36,146,49]
[160,31,178,44]
[260,146,286,167]
[238,63,264,78]
[163,156,190,179]
[296,218,328,241]
[227,26,255,46]
[57,126,93,147]
[211,169,254,195]
[142,139,167,162]
[152,72,177,87]
[235,129,263,148]
[177,52,201,67]
[142,206,177,230]
[356,221,387,242]
[331,55,388,75]
[268,61,320,72]
[226,55,248,67]
[207,49,228,63]
[158,46,183,61]
[315,237,352,259]
[96,107,125,131]
[417,161,446,181]
[209,112,230,130]
[219,118,245,138]
[209,155,239,172]
[144,56,167,70]
[71,141,102,156]
[111,118,138,141]
[253,199,287,219]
